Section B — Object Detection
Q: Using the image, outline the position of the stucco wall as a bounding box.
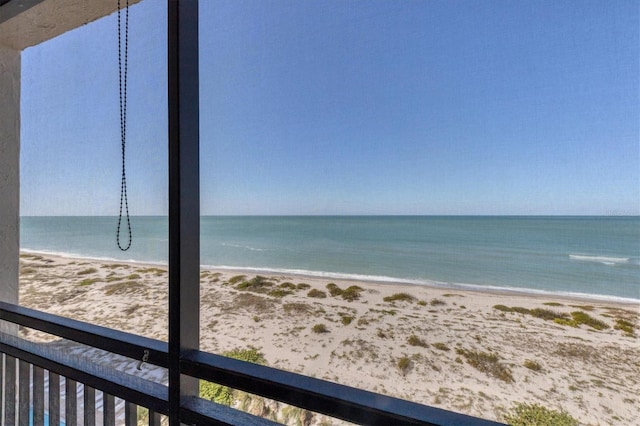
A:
[0,45,20,307]
[0,0,142,50]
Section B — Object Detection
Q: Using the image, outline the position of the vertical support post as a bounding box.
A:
[168,1,200,425]
[4,355,16,426]
[66,378,77,426]
[124,401,137,426]
[84,385,95,426]
[0,46,20,323]
[32,366,44,426]
[102,393,115,426]
[49,372,60,426]
[18,360,29,425]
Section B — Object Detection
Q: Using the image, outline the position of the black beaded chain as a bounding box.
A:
[116,0,132,251]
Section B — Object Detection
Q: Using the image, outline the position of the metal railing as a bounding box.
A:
[0,301,504,425]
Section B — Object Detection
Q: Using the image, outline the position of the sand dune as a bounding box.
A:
[17,252,639,425]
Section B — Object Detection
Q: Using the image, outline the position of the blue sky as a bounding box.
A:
[20,0,639,216]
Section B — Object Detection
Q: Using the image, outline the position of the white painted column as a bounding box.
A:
[0,45,20,308]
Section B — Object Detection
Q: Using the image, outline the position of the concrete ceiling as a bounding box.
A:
[0,0,142,50]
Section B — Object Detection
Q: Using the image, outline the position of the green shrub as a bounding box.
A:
[383,293,415,303]
[417,300,427,306]
[553,318,578,327]
[503,402,578,426]
[407,335,428,347]
[137,267,166,275]
[614,318,635,336]
[543,302,563,307]
[312,323,329,333]
[224,347,267,364]
[339,314,355,325]
[341,286,364,301]
[493,305,513,312]
[236,275,274,292]
[554,312,610,330]
[570,304,594,311]
[523,359,542,371]
[296,283,311,290]
[228,275,246,285]
[267,289,292,298]
[456,348,513,383]
[307,289,327,298]
[326,283,343,297]
[79,278,101,286]
[430,299,446,306]
[529,308,568,321]
[77,268,97,275]
[278,282,296,290]
[432,342,450,351]
[570,311,609,330]
[397,356,411,375]
[200,380,233,405]
[200,347,266,406]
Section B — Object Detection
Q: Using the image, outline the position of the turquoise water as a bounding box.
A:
[20,216,640,301]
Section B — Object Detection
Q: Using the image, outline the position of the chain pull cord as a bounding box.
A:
[117,0,132,251]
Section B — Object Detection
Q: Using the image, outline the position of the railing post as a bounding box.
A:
[66,378,77,425]
[4,355,15,425]
[32,366,44,426]
[84,385,95,426]
[18,360,29,424]
[168,1,200,425]
[49,372,60,426]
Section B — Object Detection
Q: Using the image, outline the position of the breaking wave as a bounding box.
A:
[569,254,631,266]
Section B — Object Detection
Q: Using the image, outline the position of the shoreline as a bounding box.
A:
[20,249,640,305]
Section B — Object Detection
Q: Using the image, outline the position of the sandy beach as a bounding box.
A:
[17,252,639,425]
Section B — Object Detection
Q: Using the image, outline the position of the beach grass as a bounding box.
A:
[456,348,514,383]
[383,292,416,303]
[523,359,542,372]
[79,278,101,286]
[397,356,411,375]
[228,275,246,285]
[613,318,635,336]
[312,323,329,333]
[504,403,578,426]
[432,342,450,351]
[407,335,428,347]
[307,289,326,298]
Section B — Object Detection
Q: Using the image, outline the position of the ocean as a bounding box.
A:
[20,216,640,302]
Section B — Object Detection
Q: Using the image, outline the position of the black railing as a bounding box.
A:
[0,301,505,425]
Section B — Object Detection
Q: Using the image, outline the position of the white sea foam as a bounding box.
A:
[569,254,630,265]
[221,243,267,252]
[20,249,168,266]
